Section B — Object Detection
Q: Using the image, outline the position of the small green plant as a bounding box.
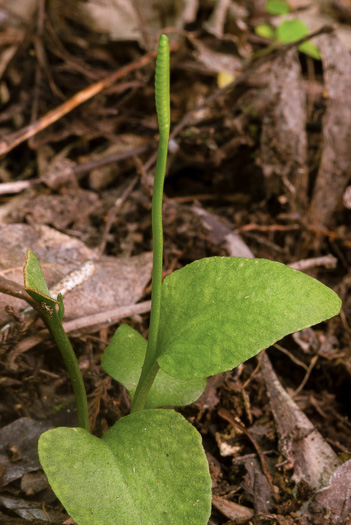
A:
[23,35,341,524]
[255,0,321,59]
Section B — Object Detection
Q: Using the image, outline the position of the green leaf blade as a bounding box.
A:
[157,257,341,379]
[39,410,211,524]
[298,41,321,60]
[23,249,57,307]
[276,19,309,44]
[102,324,206,408]
[266,0,290,15]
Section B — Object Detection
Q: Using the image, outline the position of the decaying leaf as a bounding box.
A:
[77,0,195,47]
[6,190,101,233]
[0,224,152,325]
[190,36,243,76]
[0,418,53,487]
[242,457,274,514]
[301,459,351,524]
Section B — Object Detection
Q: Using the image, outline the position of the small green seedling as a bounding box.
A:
[23,35,341,524]
[255,1,321,59]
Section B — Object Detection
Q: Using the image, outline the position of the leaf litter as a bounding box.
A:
[0,0,350,523]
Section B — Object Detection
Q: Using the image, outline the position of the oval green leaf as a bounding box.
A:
[39,410,211,524]
[276,19,308,44]
[102,324,206,408]
[157,257,341,379]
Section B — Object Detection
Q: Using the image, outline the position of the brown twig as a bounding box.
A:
[292,355,319,398]
[7,301,152,369]
[273,343,309,371]
[0,180,39,195]
[218,407,278,500]
[0,145,151,195]
[63,301,151,334]
[0,42,179,157]
[98,175,139,255]
[72,144,151,176]
[0,275,37,308]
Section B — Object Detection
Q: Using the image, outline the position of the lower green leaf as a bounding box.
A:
[39,410,211,525]
[102,324,206,408]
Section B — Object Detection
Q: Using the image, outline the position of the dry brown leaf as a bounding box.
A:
[0,224,152,325]
[242,457,274,513]
[190,36,243,75]
[0,0,37,26]
[5,190,101,233]
[301,459,351,524]
[0,418,54,488]
[77,0,195,47]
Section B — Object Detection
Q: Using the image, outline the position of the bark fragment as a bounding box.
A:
[307,33,351,228]
[260,352,340,491]
[260,48,308,213]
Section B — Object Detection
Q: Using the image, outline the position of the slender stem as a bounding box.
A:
[131,35,170,413]
[130,362,160,413]
[131,127,169,412]
[44,310,90,431]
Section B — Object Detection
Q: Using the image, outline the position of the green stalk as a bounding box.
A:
[23,250,90,432]
[131,34,170,413]
[44,306,90,431]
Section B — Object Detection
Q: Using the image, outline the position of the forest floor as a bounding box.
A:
[0,1,350,524]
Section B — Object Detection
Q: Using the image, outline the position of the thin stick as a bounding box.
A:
[0,41,178,157]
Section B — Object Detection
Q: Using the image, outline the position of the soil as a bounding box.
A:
[0,1,350,524]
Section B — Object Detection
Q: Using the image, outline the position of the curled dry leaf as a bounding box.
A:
[0,224,152,326]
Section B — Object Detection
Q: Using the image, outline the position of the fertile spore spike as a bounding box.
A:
[155,34,170,132]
